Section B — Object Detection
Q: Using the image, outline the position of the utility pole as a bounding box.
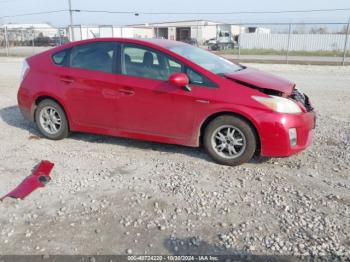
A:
[4,26,9,56]
[68,0,74,41]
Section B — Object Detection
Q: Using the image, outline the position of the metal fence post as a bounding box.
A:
[342,16,350,66]
[238,24,242,60]
[196,20,199,44]
[32,30,35,55]
[59,28,62,45]
[286,23,292,64]
[4,26,9,56]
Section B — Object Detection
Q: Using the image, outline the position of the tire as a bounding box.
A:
[35,99,69,140]
[203,115,257,166]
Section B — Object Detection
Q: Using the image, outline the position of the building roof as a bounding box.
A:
[129,19,220,27]
[0,23,56,29]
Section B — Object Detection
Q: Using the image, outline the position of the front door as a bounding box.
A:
[115,44,195,139]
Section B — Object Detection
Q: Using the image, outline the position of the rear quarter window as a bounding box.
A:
[52,49,69,66]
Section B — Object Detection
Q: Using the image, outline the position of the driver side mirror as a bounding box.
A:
[168,72,191,92]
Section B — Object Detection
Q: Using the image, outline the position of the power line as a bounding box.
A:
[1,7,350,20]
[78,7,350,15]
[0,0,26,4]
[0,9,68,19]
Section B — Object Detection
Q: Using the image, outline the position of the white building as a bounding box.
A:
[67,21,271,43]
[131,20,241,44]
[1,23,59,38]
[70,25,153,41]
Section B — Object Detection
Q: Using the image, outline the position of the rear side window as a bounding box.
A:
[70,42,117,73]
[125,46,160,65]
[52,50,69,66]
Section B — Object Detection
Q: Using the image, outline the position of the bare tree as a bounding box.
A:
[309,26,329,34]
[340,25,350,34]
[293,23,307,34]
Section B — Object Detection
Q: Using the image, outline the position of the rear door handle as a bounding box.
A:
[102,89,118,99]
[60,77,75,84]
[118,88,135,96]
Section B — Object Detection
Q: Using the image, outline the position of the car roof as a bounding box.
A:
[30,37,192,64]
[64,37,186,50]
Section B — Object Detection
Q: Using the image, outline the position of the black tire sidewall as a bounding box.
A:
[35,99,69,140]
[203,115,257,166]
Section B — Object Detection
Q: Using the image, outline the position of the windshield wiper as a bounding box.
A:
[217,67,245,76]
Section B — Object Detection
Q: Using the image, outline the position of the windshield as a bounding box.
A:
[168,44,242,74]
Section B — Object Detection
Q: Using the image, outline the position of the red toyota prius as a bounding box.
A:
[17,38,315,166]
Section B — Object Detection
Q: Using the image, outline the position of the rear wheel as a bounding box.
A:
[203,115,257,166]
[35,99,69,140]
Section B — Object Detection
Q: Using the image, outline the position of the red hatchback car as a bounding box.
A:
[18,38,315,165]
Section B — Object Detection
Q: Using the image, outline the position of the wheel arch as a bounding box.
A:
[198,111,261,154]
[33,96,70,129]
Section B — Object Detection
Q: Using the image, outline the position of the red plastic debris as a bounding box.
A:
[0,160,54,200]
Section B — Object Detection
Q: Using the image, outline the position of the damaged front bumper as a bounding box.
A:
[259,110,316,157]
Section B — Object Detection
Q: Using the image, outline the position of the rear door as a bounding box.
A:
[61,41,121,128]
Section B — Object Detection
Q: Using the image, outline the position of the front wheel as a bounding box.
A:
[203,115,257,166]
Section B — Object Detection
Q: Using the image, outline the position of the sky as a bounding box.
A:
[0,0,350,26]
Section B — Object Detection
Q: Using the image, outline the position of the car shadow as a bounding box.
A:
[163,237,299,261]
[0,105,211,162]
[70,132,211,162]
[0,105,271,165]
[0,105,40,136]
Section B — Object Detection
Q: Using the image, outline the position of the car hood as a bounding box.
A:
[224,68,295,96]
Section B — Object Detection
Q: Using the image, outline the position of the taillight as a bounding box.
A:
[20,59,30,82]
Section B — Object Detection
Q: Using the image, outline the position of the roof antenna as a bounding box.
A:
[90,30,97,38]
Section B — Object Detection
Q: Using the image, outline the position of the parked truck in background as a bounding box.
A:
[207,24,235,51]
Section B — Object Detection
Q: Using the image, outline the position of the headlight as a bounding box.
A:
[252,95,302,114]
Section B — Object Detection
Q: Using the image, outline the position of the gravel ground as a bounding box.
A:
[0,57,349,259]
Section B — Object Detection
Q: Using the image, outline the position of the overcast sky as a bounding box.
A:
[0,0,350,26]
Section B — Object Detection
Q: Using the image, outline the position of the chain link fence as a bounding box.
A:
[0,22,349,65]
[0,26,68,57]
[218,23,350,65]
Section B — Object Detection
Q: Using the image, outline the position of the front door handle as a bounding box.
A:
[118,88,135,96]
[60,77,75,84]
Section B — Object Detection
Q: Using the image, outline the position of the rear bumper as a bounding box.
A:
[17,85,34,121]
[259,111,315,157]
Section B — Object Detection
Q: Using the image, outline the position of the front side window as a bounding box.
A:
[187,68,204,85]
[70,42,117,73]
[186,67,216,87]
[122,44,182,81]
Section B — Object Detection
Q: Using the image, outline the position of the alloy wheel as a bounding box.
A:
[210,125,246,159]
[39,106,62,135]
